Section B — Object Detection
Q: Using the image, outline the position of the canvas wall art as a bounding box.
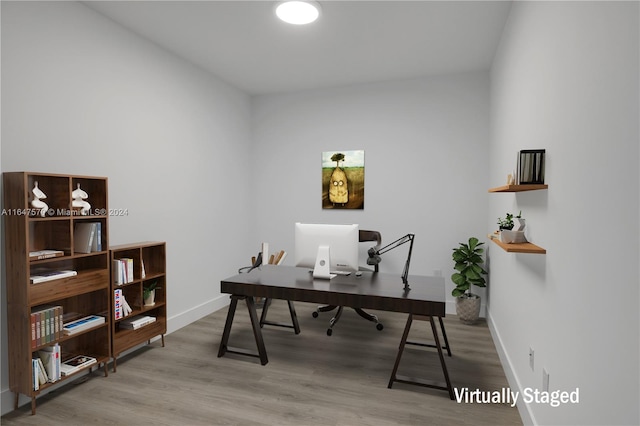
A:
[322,150,365,209]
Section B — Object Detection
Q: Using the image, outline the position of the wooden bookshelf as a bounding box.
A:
[489,236,546,254]
[3,172,111,415]
[488,184,548,193]
[109,241,166,372]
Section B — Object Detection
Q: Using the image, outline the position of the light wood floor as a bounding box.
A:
[2,301,522,425]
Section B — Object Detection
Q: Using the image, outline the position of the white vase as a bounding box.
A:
[144,289,155,306]
[514,218,526,231]
[500,230,527,244]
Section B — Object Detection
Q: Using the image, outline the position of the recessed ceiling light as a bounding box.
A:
[276,1,320,25]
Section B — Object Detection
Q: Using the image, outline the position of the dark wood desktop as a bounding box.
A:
[218,265,453,398]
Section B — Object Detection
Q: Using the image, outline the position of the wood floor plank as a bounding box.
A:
[2,302,522,425]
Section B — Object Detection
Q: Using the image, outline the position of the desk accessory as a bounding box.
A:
[367,233,415,291]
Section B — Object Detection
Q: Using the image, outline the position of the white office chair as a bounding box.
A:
[312,229,384,336]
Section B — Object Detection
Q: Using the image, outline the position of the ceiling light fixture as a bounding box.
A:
[275,1,321,25]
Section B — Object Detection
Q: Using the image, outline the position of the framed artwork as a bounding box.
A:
[322,150,364,209]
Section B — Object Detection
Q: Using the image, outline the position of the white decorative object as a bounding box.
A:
[144,289,155,307]
[500,230,527,244]
[31,181,48,217]
[72,183,91,215]
[514,217,526,231]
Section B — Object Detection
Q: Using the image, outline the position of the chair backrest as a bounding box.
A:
[359,229,381,272]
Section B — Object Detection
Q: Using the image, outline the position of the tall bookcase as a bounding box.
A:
[109,241,166,372]
[3,172,111,414]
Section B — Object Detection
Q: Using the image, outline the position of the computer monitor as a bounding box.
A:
[294,223,359,279]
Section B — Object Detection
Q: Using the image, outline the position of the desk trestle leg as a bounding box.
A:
[259,298,301,334]
[387,314,454,399]
[217,295,269,365]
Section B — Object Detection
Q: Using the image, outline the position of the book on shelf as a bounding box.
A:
[122,295,133,316]
[38,343,61,382]
[74,222,96,254]
[29,249,64,260]
[119,315,156,330]
[60,355,97,376]
[36,357,49,386]
[91,222,102,252]
[30,269,77,284]
[32,359,39,391]
[62,315,105,336]
[141,259,146,279]
[114,289,123,320]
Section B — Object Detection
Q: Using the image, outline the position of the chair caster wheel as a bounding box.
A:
[376,323,384,331]
[327,328,333,336]
[312,311,319,318]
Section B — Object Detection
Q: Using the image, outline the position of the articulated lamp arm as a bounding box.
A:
[367,233,415,291]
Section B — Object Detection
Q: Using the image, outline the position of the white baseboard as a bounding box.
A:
[166,294,229,334]
[0,295,231,416]
[486,310,535,426]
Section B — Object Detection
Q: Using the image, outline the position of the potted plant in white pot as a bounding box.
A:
[451,237,488,324]
[497,211,527,243]
[143,281,157,307]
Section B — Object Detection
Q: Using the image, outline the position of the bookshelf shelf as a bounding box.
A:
[489,236,546,254]
[3,172,111,415]
[488,184,548,193]
[110,241,166,372]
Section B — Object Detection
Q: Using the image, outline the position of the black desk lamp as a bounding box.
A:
[367,233,415,291]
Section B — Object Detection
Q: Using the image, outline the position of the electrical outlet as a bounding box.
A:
[543,368,550,391]
[529,347,534,371]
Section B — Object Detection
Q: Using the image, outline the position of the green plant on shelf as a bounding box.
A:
[497,210,522,230]
[143,281,157,301]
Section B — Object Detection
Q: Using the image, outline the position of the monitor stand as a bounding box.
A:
[313,245,336,279]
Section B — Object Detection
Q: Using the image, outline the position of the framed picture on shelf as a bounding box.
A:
[518,149,545,184]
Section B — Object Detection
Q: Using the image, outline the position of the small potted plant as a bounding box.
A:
[497,212,515,230]
[143,281,157,306]
[451,237,488,324]
[498,211,526,243]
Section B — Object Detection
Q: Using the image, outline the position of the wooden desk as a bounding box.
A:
[218,265,452,398]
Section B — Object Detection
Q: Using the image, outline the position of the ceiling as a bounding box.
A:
[84,1,513,96]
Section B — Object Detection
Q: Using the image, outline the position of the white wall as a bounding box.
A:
[489,2,639,425]
[250,72,490,308]
[1,1,252,413]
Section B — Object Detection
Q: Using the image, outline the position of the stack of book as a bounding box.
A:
[62,315,105,336]
[30,269,77,284]
[119,315,156,330]
[60,355,97,377]
[29,249,64,260]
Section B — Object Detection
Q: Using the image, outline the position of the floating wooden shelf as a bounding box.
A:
[488,184,548,193]
[489,237,546,254]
